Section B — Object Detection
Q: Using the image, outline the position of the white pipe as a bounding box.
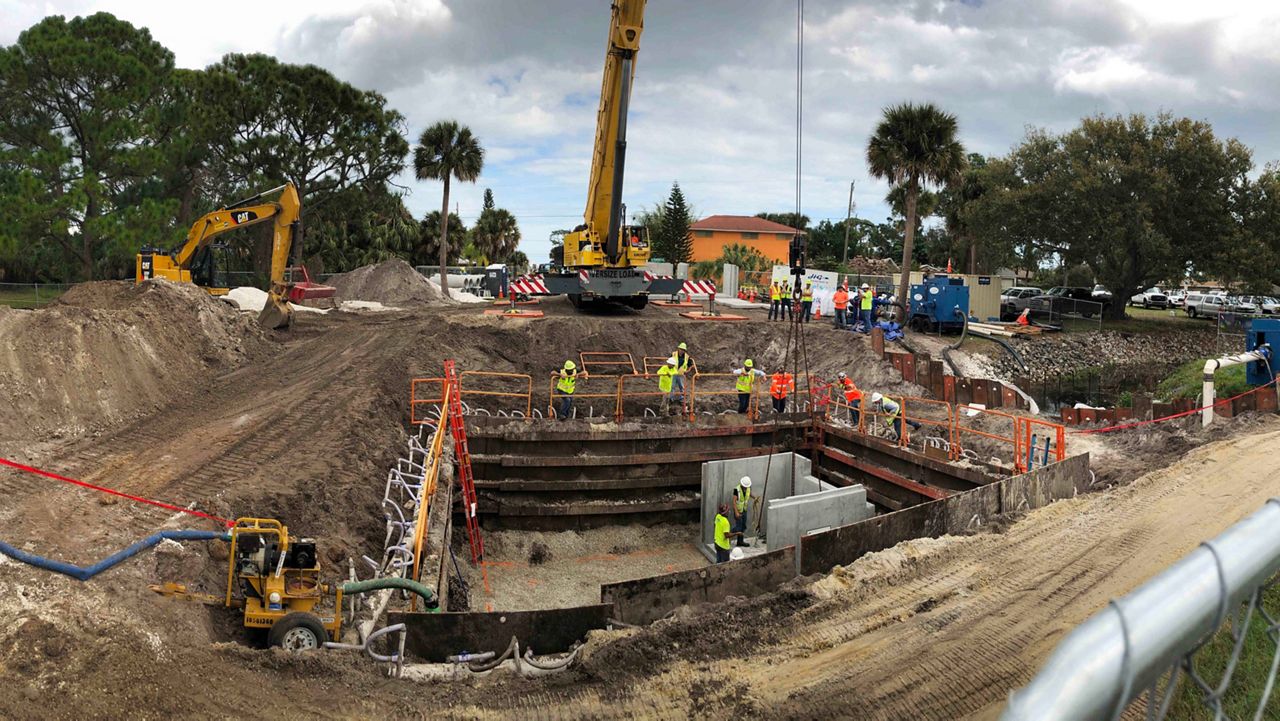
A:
[1201,350,1266,427]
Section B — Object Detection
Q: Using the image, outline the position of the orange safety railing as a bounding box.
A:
[687,372,762,420]
[617,372,680,421]
[901,397,956,452]
[953,405,1021,468]
[1017,416,1067,471]
[410,377,445,425]
[578,351,637,376]
[459,370,533,418]
[546,373,626,419]
[642,354,699,376]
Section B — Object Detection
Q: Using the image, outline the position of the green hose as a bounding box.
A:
[342,577,441,612]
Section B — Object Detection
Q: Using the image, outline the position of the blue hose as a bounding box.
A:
[0,530,228,581]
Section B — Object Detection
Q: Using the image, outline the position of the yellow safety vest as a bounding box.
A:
[714,513,731,550]
[861,291,873,310]
[735,370,757,393]
[880,397,900,419]
[735,486,751,514]
[770,285,781,301]
[556,370,577,394]
[780,284,791,300]
[674,351,692,374]
[657,365,675,393]
[802,288,813,301]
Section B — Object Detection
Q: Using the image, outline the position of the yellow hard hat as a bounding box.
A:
[678,342,688,350]
[744,359,753,368]
[564,360,576,370]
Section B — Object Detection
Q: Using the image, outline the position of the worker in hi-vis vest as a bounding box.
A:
[554,360,588,420]
[801,282,814,323]
[732,359,767,414]
[714,503,734,563]
[768,282,782,322]
[858,283,875,333]
[833,284,850,328]
[657,356,678,415]
[770,370,794,413]
[838,371,863,426]
[671,342,693,411]
[779,280,792,321]
[732,476,753,546]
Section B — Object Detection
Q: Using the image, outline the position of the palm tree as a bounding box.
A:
[866,103,966,315]
[414,120,484,298]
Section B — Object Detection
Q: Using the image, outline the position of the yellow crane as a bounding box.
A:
[135,183,329,329]
[546,0,682,308]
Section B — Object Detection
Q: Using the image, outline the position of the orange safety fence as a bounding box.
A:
[687,373,762,420]
[617,372,680,421]
[578,351,637,375]
[459,370,533,418]
[642,354,700,376]
[953,404,1020,468]
[1018,416,1067,470]
[546,373,626,419]
[902,397,955,450]
[409,377,446,425]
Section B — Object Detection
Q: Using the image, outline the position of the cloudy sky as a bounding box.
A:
[4,0,1280,263]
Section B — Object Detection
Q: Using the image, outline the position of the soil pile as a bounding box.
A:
[327,259,449,307]
[846,256,899,275]
[0,280,269,447]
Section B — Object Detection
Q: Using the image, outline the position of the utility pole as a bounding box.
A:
[841,180,855,268]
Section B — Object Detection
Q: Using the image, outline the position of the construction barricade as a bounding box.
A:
[687,373,762,420]
[458,371,533,419]
[409,377,446,425]
[578,351,637,375]
[953,405,1021,469]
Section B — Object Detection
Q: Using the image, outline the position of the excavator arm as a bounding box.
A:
[137,183,301,329]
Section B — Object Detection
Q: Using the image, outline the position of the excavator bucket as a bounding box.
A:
[257,293,294,330]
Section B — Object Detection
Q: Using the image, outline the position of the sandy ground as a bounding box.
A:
[456,524,707,612]
[1,272,1277,719]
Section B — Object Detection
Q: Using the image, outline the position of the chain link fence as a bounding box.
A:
[1218,310,1268,354]
[1025,295,1105,331]
[0,282,71,308]
[1003,498,1280,721]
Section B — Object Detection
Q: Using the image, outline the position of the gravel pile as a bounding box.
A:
[989,329,1216,380]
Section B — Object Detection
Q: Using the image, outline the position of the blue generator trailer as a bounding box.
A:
[908,275,970,333]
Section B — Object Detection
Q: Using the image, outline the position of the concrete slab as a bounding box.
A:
[766,484,875,554]
[699,452,811,562]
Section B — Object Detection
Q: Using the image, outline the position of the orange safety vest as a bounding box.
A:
[770,373,794,399]
[840,377,862,403]
[833,289,849,310]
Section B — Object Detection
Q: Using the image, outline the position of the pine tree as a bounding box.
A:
[659,182,694,266]
[482,188,495,211]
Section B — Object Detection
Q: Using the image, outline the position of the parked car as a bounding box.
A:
[1091,284,1113,302]
[999,286,1043,319]
[1165,289,1186,307]
[1261,297,1280,315]
[1030,287,1107,319]
[1227,296,1260,314]
[1128,287,1169,309]
[1184,292,1228,318]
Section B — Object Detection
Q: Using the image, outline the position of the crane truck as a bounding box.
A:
[542,0,683,308]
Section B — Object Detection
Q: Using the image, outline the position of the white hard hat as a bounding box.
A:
[739,476,752,488]
[666,356,677,365]
[837,371,847,379]
[861,283,870,290]
[729,546,746,561]
[871,392,884,403]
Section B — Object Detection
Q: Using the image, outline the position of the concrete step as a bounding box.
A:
[472,474,700,492]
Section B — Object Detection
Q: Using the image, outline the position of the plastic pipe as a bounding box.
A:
[0,530,227,581]
[1201,348,1267,427]
[341,577,440,611]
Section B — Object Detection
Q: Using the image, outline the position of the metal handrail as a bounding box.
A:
[459,370,532,418]
[409,378,445,425]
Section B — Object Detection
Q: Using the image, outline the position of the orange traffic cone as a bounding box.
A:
[1016,308,1030,326]
[813,306,822,320]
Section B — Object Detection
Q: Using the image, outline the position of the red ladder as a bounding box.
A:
[444,360,484,564]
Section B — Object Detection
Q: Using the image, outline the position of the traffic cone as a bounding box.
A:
[1017,308,1030,326]
[813,306,822,320]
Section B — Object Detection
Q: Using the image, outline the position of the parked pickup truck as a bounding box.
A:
[1183,292,1228,318]
[1128,288,1169,309]
[1029,287,1107,319]
[999,286,1043,320]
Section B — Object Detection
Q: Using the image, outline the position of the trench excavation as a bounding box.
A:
[389,371,1079,661]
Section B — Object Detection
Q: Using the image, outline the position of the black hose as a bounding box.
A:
[967,330,1029,373]
[941,308,969,377]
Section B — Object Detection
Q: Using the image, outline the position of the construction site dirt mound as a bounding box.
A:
[0,280,269,449]
[327,259,450,307]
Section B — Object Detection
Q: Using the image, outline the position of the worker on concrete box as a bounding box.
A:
[833,284,850,328]
[554,360,588,420]
[858,283,875,334]
[732,476,754,547]
[780,281,792,321]
[801,282,814,323]
[732,359,766,414]
[870,392,922,440]
[657,356,678,415]
[714,503,734,563]
[770,370,794,413]
[838,371,863,426]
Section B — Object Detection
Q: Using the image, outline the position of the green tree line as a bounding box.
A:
[0,13,522,285]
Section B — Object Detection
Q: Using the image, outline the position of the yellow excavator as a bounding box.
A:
[546,0,682,308]
[135,183,330,329]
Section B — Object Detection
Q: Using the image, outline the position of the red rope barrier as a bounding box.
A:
[1071,378,1278,435]
[0,457,233,527]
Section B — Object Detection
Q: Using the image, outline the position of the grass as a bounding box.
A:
[0,285,65,308]
[1165,584,1280,719]
[1156,358,1250,401]
[1102,305,1206,333]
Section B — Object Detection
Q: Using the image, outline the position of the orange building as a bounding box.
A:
[689,215,804,264]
